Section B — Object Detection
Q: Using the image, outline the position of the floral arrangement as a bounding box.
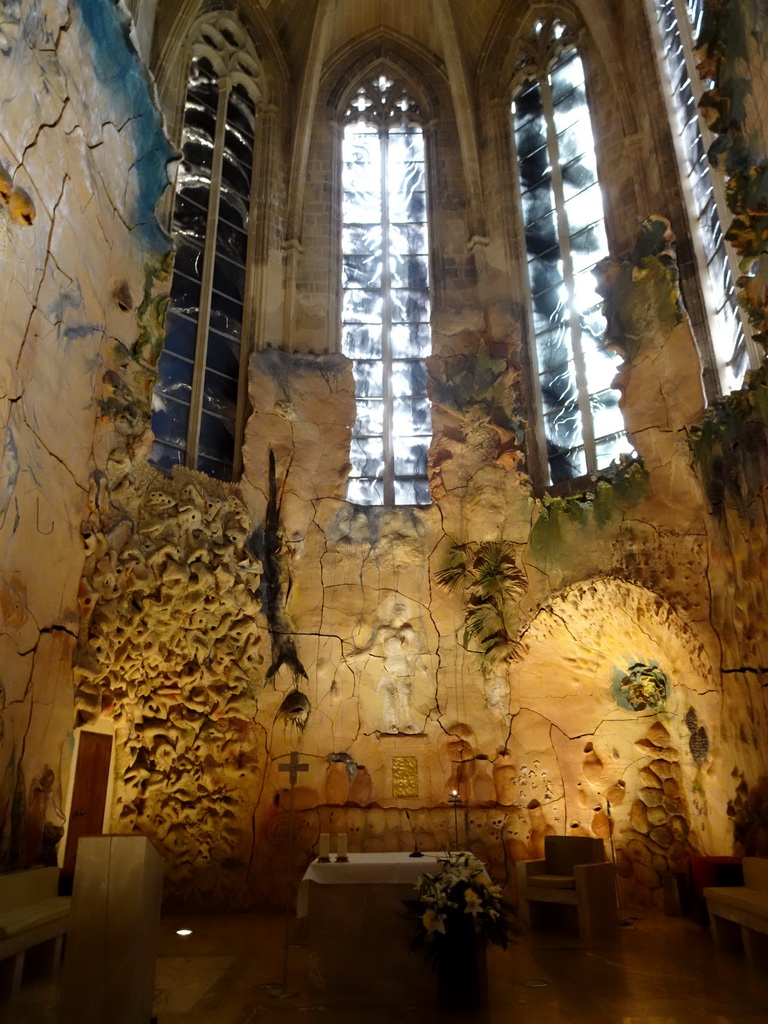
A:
[404,852,514,965]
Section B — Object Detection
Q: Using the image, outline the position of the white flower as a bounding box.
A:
[422,909,446,934]
[463,888,483,916]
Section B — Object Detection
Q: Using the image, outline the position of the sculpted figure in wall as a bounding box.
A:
[349,607,432,734]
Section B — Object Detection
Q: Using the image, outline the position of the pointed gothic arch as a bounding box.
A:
[332,61,436,506]
[149,9,280,480]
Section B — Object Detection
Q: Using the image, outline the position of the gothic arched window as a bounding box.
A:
[511,17,631,487]
[340,72,432,506]
[652,0,758,392]
[151,18,263,481]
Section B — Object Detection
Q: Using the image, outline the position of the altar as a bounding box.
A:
[298,851,444,1003]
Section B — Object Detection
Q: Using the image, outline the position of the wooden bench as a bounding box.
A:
[704,856,768,968]
[0,866,71,1003]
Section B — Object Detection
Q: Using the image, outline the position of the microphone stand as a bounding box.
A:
[405,808,423,857]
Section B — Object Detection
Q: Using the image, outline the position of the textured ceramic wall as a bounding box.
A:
[4,0,768,915]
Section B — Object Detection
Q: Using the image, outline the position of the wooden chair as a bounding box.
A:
[516,835,619,942]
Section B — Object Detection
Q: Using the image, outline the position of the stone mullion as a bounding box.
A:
[328,120,343,354]
[282,0,335,350]
[505,92,551,492]
[540,69,596,476]
[231,101,275,478]
[381,127,395,507]
[432,0,487,245]
[186,76,229,471]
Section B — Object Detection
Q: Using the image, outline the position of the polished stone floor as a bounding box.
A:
[7,906,768,1023]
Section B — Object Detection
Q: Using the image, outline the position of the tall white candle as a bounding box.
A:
[336,833,347,859]
[318,833,330,860]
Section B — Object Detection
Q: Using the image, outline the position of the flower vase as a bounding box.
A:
[435,924,488,1011]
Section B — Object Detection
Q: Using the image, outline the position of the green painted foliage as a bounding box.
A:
[690,362,768,513]
[595,216,683,361]
[430,352,520,433]
[435,540,527,667]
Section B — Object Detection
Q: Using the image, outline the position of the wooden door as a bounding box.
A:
[62,730,113,876]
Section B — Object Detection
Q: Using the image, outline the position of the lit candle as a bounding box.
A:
[318,833,330,860]
[336,833,347,859]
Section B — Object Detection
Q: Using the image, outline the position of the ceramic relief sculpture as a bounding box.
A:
[7,0,768,917]
[74,463,266,905]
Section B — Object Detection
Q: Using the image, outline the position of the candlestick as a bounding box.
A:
[318,833,330,862]
[449,789,461,851]
[336,833,348,862]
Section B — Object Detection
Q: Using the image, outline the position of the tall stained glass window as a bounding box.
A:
[151,21,262,481]
[653,0,756,391]
[341,73,432,506]
[512,18,631,486]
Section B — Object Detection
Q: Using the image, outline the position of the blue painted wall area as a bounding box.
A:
[72,0,174,254]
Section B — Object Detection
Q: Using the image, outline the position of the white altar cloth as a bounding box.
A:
[296,851,443,917]
[297,851,485,1002]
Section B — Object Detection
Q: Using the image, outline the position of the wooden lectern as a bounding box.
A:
[60,835,164,1024]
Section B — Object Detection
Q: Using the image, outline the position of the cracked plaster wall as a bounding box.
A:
[0,0,173,870]
[233,246,734,909]
[5,0,768,915]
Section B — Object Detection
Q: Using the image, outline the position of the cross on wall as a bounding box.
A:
[279,750,308,787]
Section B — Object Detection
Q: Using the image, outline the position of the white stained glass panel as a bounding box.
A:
[572,268,604,317]
[391,290,430,324]
[536,325,573,376]
[564,183,604,238]
[390,254,429,290]
[343,253,383,290]
[347,477,384,504]
[394,438,429,476]
[390,323,431,358]
[391,360,427,398]
[342,130,382,223]
[349,436,384,478]
[590,389,625,440]
[550,49,585,99]
[389,223,427,255]
[342,290,383,323]
[570,222,608,272]
[354,399,384,436]
[353,360,384,399]
[393,396,431,436]
[342,324,382,359]
[596,431,635,467]
[343,224,383,255]
[532,284,567,334]
[561,152,598,201]
[580,327,617,394]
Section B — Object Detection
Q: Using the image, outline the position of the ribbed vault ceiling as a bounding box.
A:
[263,0,504,70]
[156,1,508,81]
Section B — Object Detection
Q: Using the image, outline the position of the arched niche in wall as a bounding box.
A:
[509,577,722,907]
